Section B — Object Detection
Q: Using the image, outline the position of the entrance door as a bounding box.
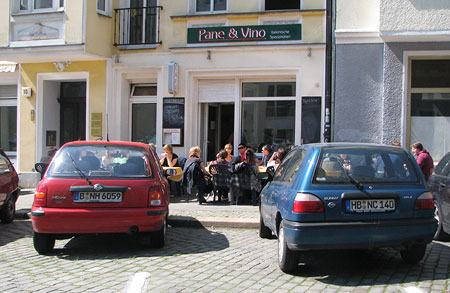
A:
[201,103,235,162]
[59,82,86,145]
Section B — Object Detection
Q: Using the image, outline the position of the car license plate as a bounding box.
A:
[74,192,123,203]
[346,199,395,213]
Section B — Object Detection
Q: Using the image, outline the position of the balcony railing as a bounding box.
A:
[114,6,162,47]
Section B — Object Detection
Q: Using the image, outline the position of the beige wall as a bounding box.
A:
[65,0,84,44]
[336,0,380,31]
[0,1,10,46]
[19,61,107,171]
[85,0,114,57]
[303,0,326,10]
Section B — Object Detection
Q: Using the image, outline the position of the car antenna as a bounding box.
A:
[106,113,110,142]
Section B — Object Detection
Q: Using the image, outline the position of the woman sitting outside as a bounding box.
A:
[232,148,261,206]
[224,144,236,166]
[160,144,179,167]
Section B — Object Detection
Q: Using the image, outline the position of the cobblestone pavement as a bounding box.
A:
[1,219,450,292]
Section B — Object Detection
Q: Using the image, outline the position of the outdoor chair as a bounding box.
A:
[208,164,232,202]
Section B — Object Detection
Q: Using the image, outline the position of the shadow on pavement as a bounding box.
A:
[54,226,230,260]
[290,241,450,285]
[0,220,33,247]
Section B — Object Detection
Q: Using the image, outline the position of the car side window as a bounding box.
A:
[272,149,304,182]
[0,156,12,174]
[434,154,450,177]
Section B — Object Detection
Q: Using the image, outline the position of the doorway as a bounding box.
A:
[59,82,86,145]
[201,103,234,162]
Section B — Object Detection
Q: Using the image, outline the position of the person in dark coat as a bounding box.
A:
[183,146,209,204]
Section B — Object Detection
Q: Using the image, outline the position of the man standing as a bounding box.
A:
[411,142,434,180]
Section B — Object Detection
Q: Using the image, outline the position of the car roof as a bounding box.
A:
[61,141,150,149]
[297,142,405,151]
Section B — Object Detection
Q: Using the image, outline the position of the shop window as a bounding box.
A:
[19,0,64,12]
[410,59,450,161]
[242,101,295,151]
[265,0,300,11]
[196,0,226,13]
[131,103,157,144]
[242,82,296,97]
[0,85,17,153]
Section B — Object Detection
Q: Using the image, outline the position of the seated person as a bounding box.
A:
[160,144,179,167]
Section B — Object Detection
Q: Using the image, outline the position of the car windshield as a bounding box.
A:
[313,147,419,184]
[46,144,152,178]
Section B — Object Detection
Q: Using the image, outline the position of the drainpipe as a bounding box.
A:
[324,0,333,142]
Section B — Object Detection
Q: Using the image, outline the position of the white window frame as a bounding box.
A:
[129,84,157,142]
[17,0,64,13]
[194,0,227,14]
[0,84,18,157]
[97,0,111,16]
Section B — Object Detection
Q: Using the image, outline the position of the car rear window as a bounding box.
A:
[46,144,152,179]
[313,147,420,184]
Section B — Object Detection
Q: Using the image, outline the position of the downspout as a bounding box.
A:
[324,0,334,142]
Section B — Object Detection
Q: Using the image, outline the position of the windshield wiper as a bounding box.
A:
[345,171,364,191]
[67,153,92,185]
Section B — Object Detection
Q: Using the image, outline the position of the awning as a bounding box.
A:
[0,62,17,72]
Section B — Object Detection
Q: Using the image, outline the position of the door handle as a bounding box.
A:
[440,183,447,188]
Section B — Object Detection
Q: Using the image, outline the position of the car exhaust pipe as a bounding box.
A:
[128,225,139,235]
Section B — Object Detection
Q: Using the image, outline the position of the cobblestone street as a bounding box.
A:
[1,219,449,292]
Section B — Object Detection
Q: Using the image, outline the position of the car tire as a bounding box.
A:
[33,232,55,255]
[0,195,16,224]
[149,217,166,248]
[434,201,450,241]
[278,221,299,273]
[259,213,272,239]
[400,243,426,265]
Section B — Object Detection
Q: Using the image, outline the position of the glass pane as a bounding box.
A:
[196,0,210,12]
[0,85,17,98]
[35,0,53,9]
[214,0,226,11]
[132,103,156,144]
[132,85,157,96]
[0,106,17,152]
[242,82,296,97]
[412,60,450,88]
[411,93,450,161]
[242,101,295,151]
[97,0,105,11]
[434,154,450,176]
[20,0,28,10]
[59,0,64,7]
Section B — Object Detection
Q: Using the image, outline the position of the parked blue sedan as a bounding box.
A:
[259,143,437,273]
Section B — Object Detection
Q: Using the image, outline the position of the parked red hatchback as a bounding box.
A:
[0,149,19,224]
[31,141,170,254]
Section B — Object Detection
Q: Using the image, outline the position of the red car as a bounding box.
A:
[32,141,170,254]
[0,150,19,224]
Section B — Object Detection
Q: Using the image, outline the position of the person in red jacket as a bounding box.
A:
[411,142,434,180]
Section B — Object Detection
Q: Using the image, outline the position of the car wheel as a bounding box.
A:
[434,201,450,241]
[149,217,166,248]
[0,195,16,224]
[278,221,299,273]
[33,232,55,255]
[259,213,272,239]
[400,243,426,265]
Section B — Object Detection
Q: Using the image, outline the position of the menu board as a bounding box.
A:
[163,98,184,146]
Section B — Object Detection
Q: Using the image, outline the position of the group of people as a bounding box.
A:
[156,142,288,205]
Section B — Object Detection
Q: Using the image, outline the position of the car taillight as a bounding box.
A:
[293,193,324,213]
[148,186,162,206]
[414,192,434,210]
[34,184,48,207]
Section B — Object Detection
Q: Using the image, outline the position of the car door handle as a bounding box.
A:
[440,183,447,188]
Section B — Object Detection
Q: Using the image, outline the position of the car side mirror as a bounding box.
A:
[35,163,49,179]
[266,166,275,182]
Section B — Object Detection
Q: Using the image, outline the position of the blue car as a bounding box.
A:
[259,143,437,273]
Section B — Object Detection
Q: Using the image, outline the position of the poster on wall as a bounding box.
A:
[163,98,184,146]
[301,96,322,144]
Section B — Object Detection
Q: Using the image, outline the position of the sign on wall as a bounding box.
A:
[188,24,302,44]
[301,97,321,144]
[163,98,184,146]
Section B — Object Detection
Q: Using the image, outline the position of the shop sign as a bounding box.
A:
[187,24,301,44]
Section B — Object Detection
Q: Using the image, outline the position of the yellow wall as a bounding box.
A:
[19,61,107,171]
[65,0,84,44]
[229,0,257,12]
[0,1,10,46]
[303,14,325,43]
[85,0,114,57]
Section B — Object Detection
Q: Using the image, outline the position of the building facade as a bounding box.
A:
[0,0,327,186]
[334,0,450,161]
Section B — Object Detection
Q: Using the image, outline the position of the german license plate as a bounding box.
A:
[347,199,395,213]
[74,192,123,203]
